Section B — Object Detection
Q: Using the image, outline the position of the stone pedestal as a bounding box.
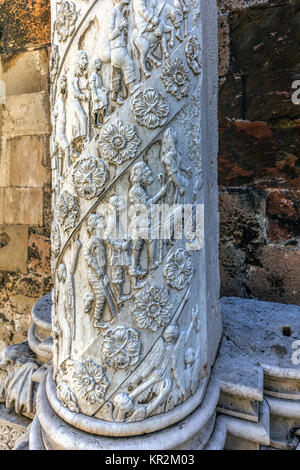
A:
[29,0,221,450]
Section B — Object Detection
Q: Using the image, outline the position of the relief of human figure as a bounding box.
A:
[89,58,109,127]
[104,196,132,304]
[70,50,90,154]
[161,127,190,206]
[51,75,70,179]
[57,239,82,364]
[122,289,192,416]
[129,162,166,281]
[100,369,172,422]
[108,0,139,104]
[170,305,202,405]
[84,214,119,329]
[132,0,183,78]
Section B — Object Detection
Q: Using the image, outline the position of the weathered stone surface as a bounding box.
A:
[0,225,28,273]
[2,92,51,136]
[9,135,50,188]
[28,231,51,277]
[3,188,43,226]
[1,48,49,96]
[218,0,300,304]
[0,0,50,52]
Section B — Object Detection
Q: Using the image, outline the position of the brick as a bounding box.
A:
[4,187,43,225]
[2,92,51,136]
[0,225,28,273]
[9,135,50,187]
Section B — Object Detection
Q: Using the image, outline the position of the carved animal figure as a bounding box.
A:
[131,0,185,78]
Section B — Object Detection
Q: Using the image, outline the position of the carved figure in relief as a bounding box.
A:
[89,58,109,127]
[132,0,184,78]
[102,369,171,422]
[122,289,193,416]
[108,0,138,104]
[70,51,90,154]
[104,196,132,303]
[55,1,78,42]
[51,75,70,177]
[50,45,60,94]
[84,214,119,329]
[57,239,82,364]
[129,162,166,279]
[161,127,189,206]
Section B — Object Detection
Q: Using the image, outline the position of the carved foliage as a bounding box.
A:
[185,36,201,75]
[57,380,79,413]
[55,1,78,42]
[0,425,24,450]
[51,220,61,258]
[55,191,80,233]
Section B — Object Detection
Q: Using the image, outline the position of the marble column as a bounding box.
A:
[30,0,221,450]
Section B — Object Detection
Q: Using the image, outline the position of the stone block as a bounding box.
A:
[0,188,3,225]
[2,92,51,137]
[218,118,300,189]
[9,135,50,187]
[266,189,300,243]
[245,245,300,305]
[4,187,43,226]
[0,225,28,273]
[28,231,51,277]
[0,138,10,187]
[1,48,49,97]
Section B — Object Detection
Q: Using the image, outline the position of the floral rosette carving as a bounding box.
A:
[132,287,172,332]
[161,57,190,101]
[164,249,195,290]
[72,156,108,200]
[102,326,141,369]
[98,120,141,165]
[185,36,202,75]
[72,359,110,405]
[132,89,169,129]
[55,191,80,233]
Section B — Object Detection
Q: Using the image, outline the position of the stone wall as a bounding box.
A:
[0,0,299,348]
[218,0,300,304]
[0,0,52,348]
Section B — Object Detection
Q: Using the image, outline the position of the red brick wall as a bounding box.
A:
[218,0,300,304]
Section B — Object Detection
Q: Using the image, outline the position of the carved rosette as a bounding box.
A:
[49,0,216,437]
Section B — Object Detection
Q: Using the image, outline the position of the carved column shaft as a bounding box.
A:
[36,0,221,449]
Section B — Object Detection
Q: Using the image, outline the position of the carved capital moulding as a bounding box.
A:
[32,0,221,449]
